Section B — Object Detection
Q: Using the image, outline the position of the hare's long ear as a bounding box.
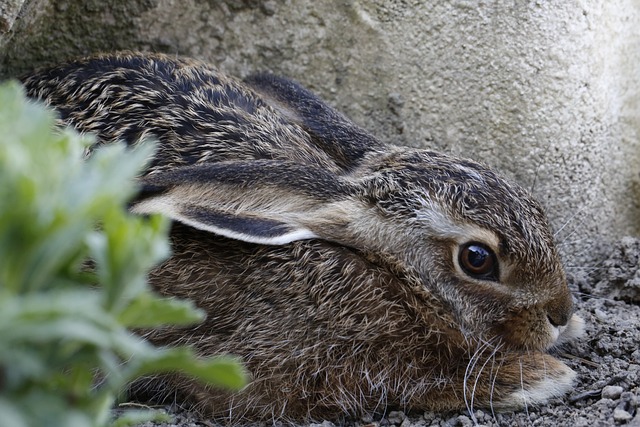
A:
[244,73,384,170]
[131,160,356,245]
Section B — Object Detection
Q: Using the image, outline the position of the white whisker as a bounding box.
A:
[464,346,482,415]
[519,357,530,417]
[464,337,499,423]
[488,350,505,422]
[553,206,587,239]
[470,339,502,425]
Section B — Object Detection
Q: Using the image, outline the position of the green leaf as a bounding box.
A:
[0,79,248,427]
[0,398,28,427]
[131,348,248,391]
[116,291,205,328]
[110,409,172,427]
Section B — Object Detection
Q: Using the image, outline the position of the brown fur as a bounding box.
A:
[21,52,583,422]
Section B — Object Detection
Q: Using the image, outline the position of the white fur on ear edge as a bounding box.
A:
[132,195,318,245]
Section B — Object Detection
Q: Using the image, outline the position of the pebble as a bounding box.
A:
[594,308,608,321]
[456,415,473,426]
[473,410,485,420]
[361,414,374,423]
[595,398,616,409]
[423,412,435,422]
[620,391,638,407]
[399,418,415,427]
[309,422,336,427]
[602,385,624,399]
[386,411,405,425]
[613,408,633,422]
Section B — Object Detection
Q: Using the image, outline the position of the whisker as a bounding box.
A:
[463,339,488,418]
[463,348,477,418]
[489,353,506,423]
[519,357,530,417]
[464,337,499,423]
[553,206,586,239]
[471,339,502,423]
[556,224,592,253]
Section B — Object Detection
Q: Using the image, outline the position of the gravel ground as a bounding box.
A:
[131,237,640,427]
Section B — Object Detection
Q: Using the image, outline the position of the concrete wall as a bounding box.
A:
[2,0,639,266]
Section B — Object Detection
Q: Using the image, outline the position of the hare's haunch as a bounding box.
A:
[22,52,584,422]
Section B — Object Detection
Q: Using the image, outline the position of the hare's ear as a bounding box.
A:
[131,160,355,245]
[244,73,384,169]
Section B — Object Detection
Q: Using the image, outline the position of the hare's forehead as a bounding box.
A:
[407,186,558,260]
[411,196,501,245]
[409,194,498,241]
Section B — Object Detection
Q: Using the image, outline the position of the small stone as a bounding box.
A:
[595,398,616,409]
[260,0,277,15]
[399,419,413,427]
[386,411,405,425]
[594,308,608,321]
[620,391,638,407]
[456,415,473,426]
[361,413,374,423]
[309,422,335,427]
[602,385,624,399]
[422,412,435,421]
[613,408,633,422]
[445,415,459,426]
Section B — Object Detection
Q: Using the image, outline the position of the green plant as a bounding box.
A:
[0,81,246,427]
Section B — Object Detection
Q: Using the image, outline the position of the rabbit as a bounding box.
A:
[21,52,585,422]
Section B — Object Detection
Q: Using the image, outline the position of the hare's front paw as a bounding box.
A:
[494,353,576,409]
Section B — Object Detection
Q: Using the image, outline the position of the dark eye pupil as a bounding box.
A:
[459,242,498,281]
[467,245,489,267]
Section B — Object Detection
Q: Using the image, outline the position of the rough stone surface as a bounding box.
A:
[594,236,640,304]
[0,0,25,35]
[1,0,639,266]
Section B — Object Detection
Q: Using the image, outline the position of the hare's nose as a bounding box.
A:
[547,312,569,327]
[545,291,574,327]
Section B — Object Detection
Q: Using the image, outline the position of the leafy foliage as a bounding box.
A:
[0,82,246,427]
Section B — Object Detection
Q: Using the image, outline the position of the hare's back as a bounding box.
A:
[21,53,339,172]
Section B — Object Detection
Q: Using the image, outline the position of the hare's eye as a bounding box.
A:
[458,242,499,281]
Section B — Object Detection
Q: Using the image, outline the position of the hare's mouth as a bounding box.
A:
[549,313,585,348]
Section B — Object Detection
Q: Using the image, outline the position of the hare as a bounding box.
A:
[22,52,584,422]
